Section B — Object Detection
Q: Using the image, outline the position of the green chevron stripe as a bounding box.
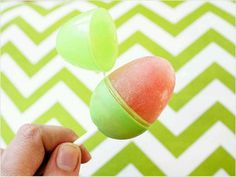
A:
[93,144,234,176]
[84,103,235,154]
[1,30,234,78]
[0,102,234,157]
[33,103,86,136]
[25,1,69,15]
[0,4,22,15]
[93,143,165,176]
[67,102,236,154]
[0,102,105,151]
[190,147,235,175]
[115,3,235,30]
[0,117,15,144]
[119,31,235,71]
[2,1,232,20]
[83,131,106,151]
[150,103,235,157]
[1,3,234,42]
[170,63,235,111]
[162,0,185,8]
[1,63,234,112]
[0,1,66,15]
[1,11,80,45]
[1,2,235,175]
[1,2,233,25]
[0,103,93,146]
[0,0,121,15]
[89,0,120,9]
[1,43,57,77]
[1,69,92,111]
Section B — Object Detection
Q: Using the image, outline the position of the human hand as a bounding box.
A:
[0,124,91,176]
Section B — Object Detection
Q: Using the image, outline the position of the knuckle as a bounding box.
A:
[18,124,41,140]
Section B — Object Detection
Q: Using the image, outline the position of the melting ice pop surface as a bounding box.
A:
[109,56,175,124]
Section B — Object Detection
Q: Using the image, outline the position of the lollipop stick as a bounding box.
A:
[74,130,96,146]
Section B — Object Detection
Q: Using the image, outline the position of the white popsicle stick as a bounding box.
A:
[74,130,97,146]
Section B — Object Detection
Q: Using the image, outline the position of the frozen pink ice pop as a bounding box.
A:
[109,56,175,124]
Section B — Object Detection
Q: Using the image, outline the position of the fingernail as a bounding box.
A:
[86,150,92,160]
[80,145,92,160]
[56,144,80,172]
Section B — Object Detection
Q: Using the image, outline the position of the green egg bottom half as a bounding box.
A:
[89,78,149,139]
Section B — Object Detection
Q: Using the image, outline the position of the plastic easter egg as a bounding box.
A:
[90,56,175,139]
[56,8,118,71]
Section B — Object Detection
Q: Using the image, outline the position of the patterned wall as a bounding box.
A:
[0,0,235,176]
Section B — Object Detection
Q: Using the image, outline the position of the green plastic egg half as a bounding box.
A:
[90,78,148,139]
[56,8,118,71]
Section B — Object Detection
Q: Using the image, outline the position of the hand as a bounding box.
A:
[0,124,91,176]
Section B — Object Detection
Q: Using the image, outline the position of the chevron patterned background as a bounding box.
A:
[0,0,236,176]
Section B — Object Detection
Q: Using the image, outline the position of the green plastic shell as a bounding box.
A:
[89,78,148,139]
[56,8,118,71]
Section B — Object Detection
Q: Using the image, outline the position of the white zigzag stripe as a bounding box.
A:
[0,1,63,11]
[0,1,202,27]
[115,44,236,92]
[140,0,236,21]
[118,14,236,55]
[0,83,97,133]
[1,1,203,27]
[139,1,206,23]
[1,55,65,97]
[63,60,104,91]
[134,124,236,176]
[1,13,235,63]
[33,1,64,9]
[0,1,18,11]
[208,0,236,16]
[80,137,130,176]
[1,78,234,137]
[214,169,229,177]
[80,123,236,176]
[2,44,234,97]
[1,1,96,31]
[159,80,236,136]
[1,54,102,96]
[116,164,143,177]
[0,137,7,149]
[1,0,234,30]
[174,43,236,92]
[1,1,235,175]
[45,118,62,127]
[1,26,57,63]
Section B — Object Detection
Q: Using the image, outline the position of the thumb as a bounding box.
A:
[43,143,81,176]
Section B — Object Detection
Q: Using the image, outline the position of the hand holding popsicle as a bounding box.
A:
[1,7,176,177]
[0,124,91,176]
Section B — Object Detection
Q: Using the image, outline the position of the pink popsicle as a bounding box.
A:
[109,56,175,124]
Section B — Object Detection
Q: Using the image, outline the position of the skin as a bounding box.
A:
[0,124,91,176]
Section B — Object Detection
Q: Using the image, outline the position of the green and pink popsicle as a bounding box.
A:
[90,56,175,139]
